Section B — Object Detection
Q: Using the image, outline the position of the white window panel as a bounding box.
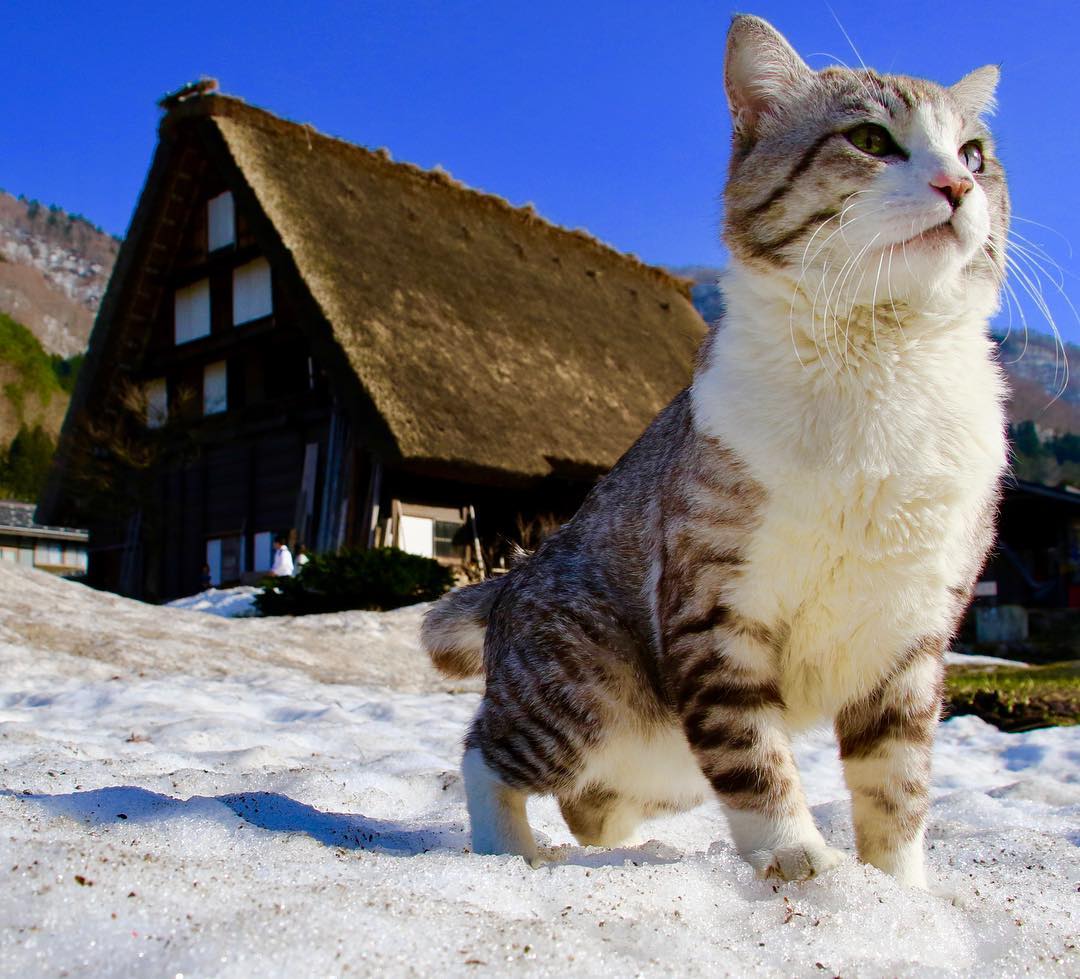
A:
[398,515,434,558]
[175,279,211,344]
[34,543,63,567]
[146,377,168,429]
[207,191,235,251]
[253,531,273,573]
[232,257,273,325]
[203,361,227,415]
[206,539,222,587]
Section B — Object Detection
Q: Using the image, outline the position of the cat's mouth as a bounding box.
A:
[902,221,959,248]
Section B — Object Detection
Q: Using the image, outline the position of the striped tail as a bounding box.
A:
[421,576,507,678]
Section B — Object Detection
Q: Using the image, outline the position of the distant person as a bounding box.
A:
[293,544,309,576]
[270,536,294,577]
[200,563,212,590]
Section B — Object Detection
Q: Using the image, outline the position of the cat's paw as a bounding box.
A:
[749,842,845,882]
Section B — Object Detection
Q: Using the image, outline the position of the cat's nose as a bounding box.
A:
[929,170,974,210]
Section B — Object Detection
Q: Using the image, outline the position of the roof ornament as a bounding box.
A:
[158,77,220,111]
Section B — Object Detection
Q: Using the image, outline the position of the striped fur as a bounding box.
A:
[422,15,1008,888]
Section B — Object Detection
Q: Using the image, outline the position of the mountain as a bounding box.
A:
[680,267,1080,433]
[0,191,119,357]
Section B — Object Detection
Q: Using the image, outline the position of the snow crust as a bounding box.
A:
[166,586,261,618]
[1,564,1077,977]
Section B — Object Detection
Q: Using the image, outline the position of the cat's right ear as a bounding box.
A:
[725,15,813,140]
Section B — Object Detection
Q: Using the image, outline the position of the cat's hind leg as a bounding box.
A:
[558,784,642,848]
[461,746,538,863]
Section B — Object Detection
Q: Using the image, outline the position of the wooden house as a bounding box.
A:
[37,83,706,601]
[0,500,88,577]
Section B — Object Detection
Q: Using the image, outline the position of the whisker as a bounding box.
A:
[885,244,907,344]
[1003,251,1074,402]
[1011,215,1074,260]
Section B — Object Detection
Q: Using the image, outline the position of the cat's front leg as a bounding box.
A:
[669,615,843,881]
[835,638,944,890]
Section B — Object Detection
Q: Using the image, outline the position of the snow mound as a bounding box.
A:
[166,585,262,618]
[1,564,1077,976]
[0,563,475,694]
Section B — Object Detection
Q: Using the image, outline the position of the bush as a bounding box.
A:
[0,424,55,501]
[254,547,454,617]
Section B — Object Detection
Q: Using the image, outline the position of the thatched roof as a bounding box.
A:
[197,95,704,476]
[41,91,706,521]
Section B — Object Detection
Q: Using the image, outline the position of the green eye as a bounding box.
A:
[846,123,901,158]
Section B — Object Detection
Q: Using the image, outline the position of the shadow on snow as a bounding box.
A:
[5,785,698,868]
[6,785,458,855]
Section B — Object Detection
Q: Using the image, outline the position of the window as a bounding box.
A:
[232,257,272,325]
[398,515,434,558]
[434,519,466,559]
[175,279,211,344]
[146,377,168,428]
[207,191,235,251]
[34,543,63,567]
[253,531,273,573]
[203,361,227,415]
[0,547,18,563]
[206,535,245,586]
[394,503,470,563]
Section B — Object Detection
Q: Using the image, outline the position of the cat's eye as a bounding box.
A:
[959,140,984,174]
[846,123,901,158]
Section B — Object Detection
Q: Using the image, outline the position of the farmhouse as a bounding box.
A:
[38,82,706,600]
[0,500,87,577]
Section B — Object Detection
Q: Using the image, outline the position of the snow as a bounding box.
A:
[1,564,1077,977]
[945,651,1031,668]
[166,586,261,618]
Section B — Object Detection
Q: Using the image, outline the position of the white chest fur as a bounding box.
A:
[691,270,1007,725]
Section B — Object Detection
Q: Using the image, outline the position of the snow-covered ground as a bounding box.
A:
[1,565,1077,977]
[166,585,261,618]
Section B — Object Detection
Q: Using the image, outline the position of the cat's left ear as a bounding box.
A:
[725,15,814,140]
[950,65,1000,117]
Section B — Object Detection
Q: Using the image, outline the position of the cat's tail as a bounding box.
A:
[422,575,507,678]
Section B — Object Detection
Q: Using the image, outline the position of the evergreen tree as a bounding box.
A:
[1,425,56,502]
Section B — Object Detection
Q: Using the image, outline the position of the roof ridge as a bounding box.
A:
[163,91,691,299]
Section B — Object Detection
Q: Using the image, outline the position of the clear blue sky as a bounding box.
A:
[5,1,1079,340]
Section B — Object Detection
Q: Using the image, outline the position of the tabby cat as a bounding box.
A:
[422,14,1008,889]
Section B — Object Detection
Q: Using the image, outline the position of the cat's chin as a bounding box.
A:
[902,221,960,249]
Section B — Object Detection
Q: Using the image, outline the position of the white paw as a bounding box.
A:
[749,842,845,882]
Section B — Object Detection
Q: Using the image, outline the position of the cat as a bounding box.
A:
[422,14,1008,889]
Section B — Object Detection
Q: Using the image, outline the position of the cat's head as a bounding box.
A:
[722,15,1008,314]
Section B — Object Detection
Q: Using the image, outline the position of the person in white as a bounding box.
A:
[270,536,294,577]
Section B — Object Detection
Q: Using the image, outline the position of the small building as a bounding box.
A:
[982,479,1080,608]
[0,500,88,577]
[38,83,706,600]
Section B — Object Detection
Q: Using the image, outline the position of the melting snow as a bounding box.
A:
[0,565,1077,976]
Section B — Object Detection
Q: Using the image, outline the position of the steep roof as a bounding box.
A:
[187,95,705,478]
[0,500,87,540]
[41,91,706,522]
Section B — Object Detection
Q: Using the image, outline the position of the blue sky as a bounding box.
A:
[5,1,1079,340]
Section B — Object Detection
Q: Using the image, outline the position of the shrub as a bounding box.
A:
[0,424,56,501]
[254,547,454,617]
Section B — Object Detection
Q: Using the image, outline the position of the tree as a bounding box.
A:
[1,424,55,502]
[1012,421,1044,459]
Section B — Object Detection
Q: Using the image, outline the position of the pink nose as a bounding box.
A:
[930,171,974,210]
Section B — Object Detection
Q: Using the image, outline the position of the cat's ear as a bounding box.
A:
[725,15,814,139]
[950,65,1000,118]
